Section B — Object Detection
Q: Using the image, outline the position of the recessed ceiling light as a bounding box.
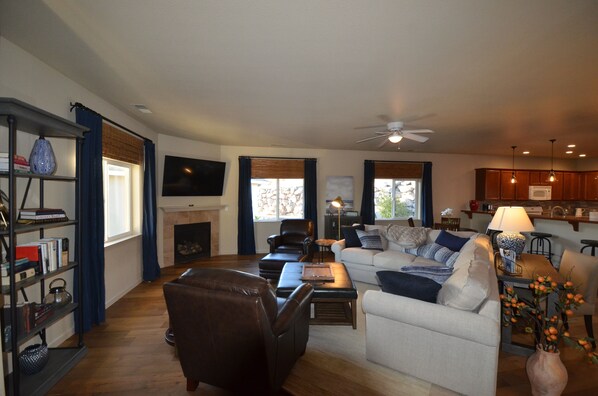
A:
[567,144,576,148]
[522,151,530,155]
[132,104,152,114]
[565,151,573,154]
[579,154,586,157]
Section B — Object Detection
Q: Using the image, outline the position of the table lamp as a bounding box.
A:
[331,196,345,240]
[487,206,534,257]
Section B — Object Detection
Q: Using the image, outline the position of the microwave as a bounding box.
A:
[529,185,552,200]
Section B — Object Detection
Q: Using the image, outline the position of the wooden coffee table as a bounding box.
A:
[276,262,358,329]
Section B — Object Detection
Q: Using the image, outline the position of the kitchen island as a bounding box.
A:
[461,209,598,265]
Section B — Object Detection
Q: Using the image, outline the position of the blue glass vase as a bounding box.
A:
[29,137,57,175]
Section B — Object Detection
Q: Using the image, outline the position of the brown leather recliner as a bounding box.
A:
[163,268,313,394]
[267,219,315,261]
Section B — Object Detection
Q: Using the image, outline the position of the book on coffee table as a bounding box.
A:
[301,264,335,281]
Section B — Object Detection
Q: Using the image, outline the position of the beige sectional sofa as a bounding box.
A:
[332,225,501,396]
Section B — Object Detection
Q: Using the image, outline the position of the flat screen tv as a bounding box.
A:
[161,155,226,196]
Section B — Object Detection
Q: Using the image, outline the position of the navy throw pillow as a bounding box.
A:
[376,271,441,303]
[342,224,365,248]
[435,230,469,252]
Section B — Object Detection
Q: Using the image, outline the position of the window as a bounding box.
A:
[250,158,305,221]
[373,161,423,220]
[103,159,138,241]
[252,178,304,221]
[374,179,421,219]
[102,122,143,244]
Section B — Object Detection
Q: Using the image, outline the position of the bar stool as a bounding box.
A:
[528,232,553,264]
[580,239,598,256]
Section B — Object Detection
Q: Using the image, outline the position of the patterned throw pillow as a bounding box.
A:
[405,243,460,267]
[356,229,384,251]
[401,265,454,284]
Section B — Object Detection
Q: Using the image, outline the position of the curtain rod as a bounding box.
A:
[242,156,317,161]
[69,102,152,143]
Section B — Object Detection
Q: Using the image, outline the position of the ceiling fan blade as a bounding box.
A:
[355,135,387,143]
[354,124,387,130]
[402,133,429,143]
[377,139,389,149]
[401,113,436,123]
[402,129,434,134]
[377,114,393,123]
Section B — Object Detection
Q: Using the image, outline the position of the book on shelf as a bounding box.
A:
[0,153,29,165]
[2,302,36,344]
[0,257,36,276]
[0,163,30,172]
[19,208,66,215]
[19,208,67,221]
[15,237,69,274]
[1,267,36,285]
[17,216,68,224]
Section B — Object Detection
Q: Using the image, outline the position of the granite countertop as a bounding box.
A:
[461,210,598,231]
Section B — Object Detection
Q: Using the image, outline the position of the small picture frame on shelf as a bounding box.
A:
[345,211,359,217]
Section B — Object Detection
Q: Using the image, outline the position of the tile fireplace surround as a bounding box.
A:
[162,207,221,267]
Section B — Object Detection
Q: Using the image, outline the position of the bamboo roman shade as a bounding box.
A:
[251,158,304,178]
[102,122,144,165]
[374,161,423,179]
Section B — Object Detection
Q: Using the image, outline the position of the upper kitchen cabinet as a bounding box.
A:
[562,172,582,200]
[475,169,501,200]
[584,171,598,200]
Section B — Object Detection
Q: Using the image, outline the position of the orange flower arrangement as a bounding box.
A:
[500,275,598,364]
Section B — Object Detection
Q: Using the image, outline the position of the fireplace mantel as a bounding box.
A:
[160,205,227,213]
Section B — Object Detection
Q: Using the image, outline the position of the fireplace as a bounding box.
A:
[174,222,211,264]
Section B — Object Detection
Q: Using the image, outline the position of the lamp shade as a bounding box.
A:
[487,207,534,232]
[331,196,345,208]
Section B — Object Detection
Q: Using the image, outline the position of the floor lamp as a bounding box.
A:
[331,196,345,240]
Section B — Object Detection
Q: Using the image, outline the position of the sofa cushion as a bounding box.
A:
[372,250,418,270]
[434,246,460,267]
[401,265,454,284]
[376,271,441,303]
[342,224,365,248]
[341,247,378,265]
[385,224,428,248]
[356,229,383,250]
[437,258,490,311]
[435,230,470,252]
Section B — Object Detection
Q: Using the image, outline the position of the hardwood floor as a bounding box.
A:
[49,254,597,395]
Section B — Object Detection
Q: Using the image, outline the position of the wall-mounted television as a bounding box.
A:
[161,155,226,196]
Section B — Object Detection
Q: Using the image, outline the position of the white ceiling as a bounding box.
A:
[1,0,597,159]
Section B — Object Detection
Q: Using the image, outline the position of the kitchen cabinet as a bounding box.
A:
[475,169,501,200]
[584,171,598,200]
[562,172,581,200]
[499,171,515,200]
[515,171,530,200]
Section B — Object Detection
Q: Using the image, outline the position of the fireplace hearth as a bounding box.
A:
[174,222,211,264]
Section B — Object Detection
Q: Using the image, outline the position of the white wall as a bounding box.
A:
[0,37,159,347]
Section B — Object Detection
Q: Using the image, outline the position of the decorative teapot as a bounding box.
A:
[43,278,72,306]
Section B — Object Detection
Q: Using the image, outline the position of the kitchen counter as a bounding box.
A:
[461,210,598,231]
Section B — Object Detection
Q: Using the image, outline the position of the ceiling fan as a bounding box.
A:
[355,114,435,148]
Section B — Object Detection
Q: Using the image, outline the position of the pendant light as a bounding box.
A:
[548,139,557,182]
[510,145,517,184]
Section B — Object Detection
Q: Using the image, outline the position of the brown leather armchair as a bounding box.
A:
[267,219,315,261]
[163,268,313,394]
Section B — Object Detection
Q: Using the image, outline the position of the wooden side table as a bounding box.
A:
[496,253,565,356]
[315,239,336,263]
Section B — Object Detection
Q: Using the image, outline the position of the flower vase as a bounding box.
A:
[29,137,57,175]
[526,347,568,396]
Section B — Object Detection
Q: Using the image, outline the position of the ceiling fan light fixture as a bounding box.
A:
[388,133,402,143]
